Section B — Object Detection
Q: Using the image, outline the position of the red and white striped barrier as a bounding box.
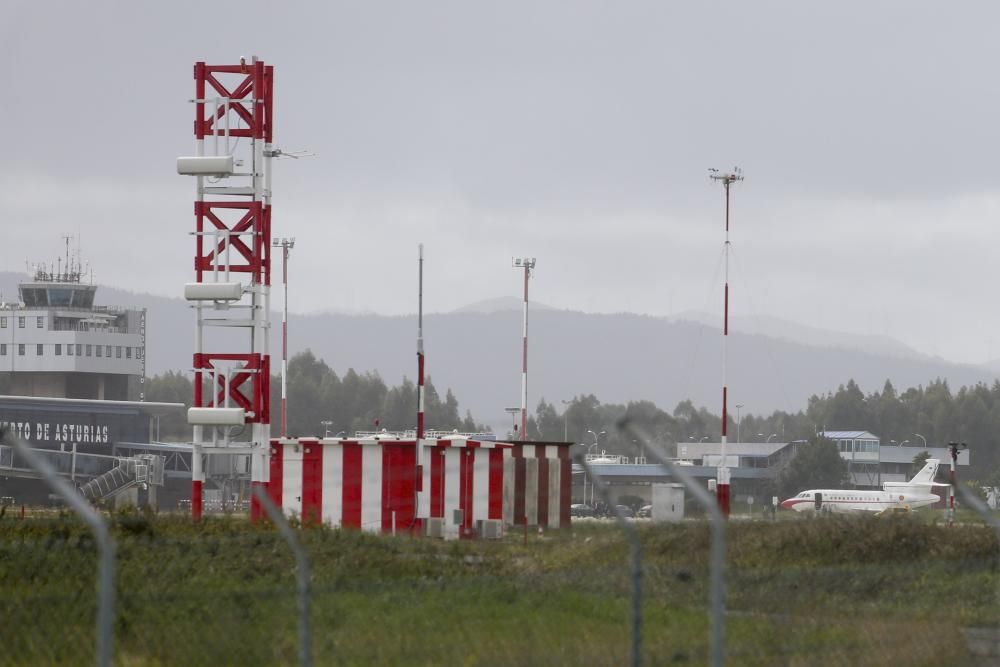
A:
[265,437,571,535]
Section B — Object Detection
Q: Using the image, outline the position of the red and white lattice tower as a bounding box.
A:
[177,58,274,521]
[709,167,743,519]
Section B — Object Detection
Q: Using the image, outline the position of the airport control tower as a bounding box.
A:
[1,244,146,401]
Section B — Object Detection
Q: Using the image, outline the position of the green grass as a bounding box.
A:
[0,512,995,665]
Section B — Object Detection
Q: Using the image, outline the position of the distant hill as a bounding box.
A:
[450,296,556,314]
[2,271,997,432]
[672,310,928,361]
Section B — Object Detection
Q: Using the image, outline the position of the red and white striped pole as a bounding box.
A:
[274,238,294,438]
[415,244,426,528]
[709,168,743,519]
[513,257,536,441]
[948,442,961,526]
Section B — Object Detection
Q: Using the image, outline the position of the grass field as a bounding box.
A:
[1,511,997,665]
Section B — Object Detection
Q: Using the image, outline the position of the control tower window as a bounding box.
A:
[36,344,43,356]
[20,287,45,307]
[96,346,102,358]
[0,317,6,328]
[18,317,25,328]
[86,345,92,357]
[55,344,61,356]
[116,346,122,358]
[36,317,44,328]
[0,344,6,355]
[126,347,132,359]
[48,288,72,307]
[18,344,25,356]
[76,344,82,356]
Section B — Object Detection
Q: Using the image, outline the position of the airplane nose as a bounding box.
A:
[780,499,794,510]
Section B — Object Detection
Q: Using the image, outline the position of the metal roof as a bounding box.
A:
[574,463,775,481]
[0,394,184,416]
[820,430,879,440]
[678,442,790,458]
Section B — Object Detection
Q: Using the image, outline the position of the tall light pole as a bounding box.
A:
[273,237,295,438]
[561,399,571,441]
[512,257,536,441]
[914,433,927,448]
[709,166,743,519]
[735,403,743,444]
[320,420,333,437]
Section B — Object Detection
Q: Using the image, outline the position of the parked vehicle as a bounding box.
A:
[614,504,635,518]
[637,504,652,518]
[570,503,595,518]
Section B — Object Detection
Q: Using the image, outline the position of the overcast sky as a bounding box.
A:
[2,1,999,365]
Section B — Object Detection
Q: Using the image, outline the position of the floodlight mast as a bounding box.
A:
[273,237,295,438]
[709,167,743,519]
[512,257,537,441]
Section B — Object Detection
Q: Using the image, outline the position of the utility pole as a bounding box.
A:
[709,167,743,519]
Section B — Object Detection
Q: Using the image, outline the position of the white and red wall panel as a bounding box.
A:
[266,438,570,534]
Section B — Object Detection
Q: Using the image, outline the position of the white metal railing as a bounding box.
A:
[348,429,496,440]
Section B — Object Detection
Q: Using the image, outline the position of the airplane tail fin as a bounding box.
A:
[908,459,940,486]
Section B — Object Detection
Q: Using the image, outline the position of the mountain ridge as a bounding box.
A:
[1,271,996,431]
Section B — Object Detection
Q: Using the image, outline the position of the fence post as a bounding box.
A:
[574,452,643,667]
[1,428,116,667]
[252,485,313,667]
[620,418,726,667]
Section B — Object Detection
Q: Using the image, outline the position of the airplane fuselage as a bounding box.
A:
[780,489,939,513]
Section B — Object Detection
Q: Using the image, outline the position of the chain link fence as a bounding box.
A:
[3,426,1000,666]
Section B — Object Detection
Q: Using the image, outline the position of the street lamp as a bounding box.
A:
[586,429,606,454]
[561,399,572,441]
[320,420,333,437]
[914,433,927,448]
[765,433,778,443]
[272,237,295,438]
[700,436,709,443]
[735,403,743,444]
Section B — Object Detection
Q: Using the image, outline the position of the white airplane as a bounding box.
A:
[780,459,947,513]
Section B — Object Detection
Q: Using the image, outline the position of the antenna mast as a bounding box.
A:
[709,166,743,519]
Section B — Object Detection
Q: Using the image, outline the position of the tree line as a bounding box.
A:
[147,354,1000,482]
[146,349,485,441]
[531,377,1000,481]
